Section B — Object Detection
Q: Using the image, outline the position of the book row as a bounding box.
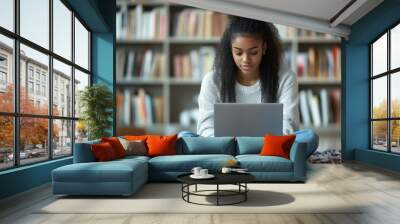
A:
[299,89,341,127]
[116,5,167,40]
[173,9,228,38]
[116,88,164,127]
[116,49,165,81]
[173,47,216,80]
[296,47,341,80]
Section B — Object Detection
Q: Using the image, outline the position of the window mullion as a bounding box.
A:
[388,29,391,152]
[14,0,20,167]
[71,11,76,155]
[49,0,53,160]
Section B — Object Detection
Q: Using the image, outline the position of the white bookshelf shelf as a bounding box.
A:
[297,37,341,44]
[298,79,341,85]
[169,37,220,44]
[117,79,165,85]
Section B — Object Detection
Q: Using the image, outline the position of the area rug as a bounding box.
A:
[37,183,361,214]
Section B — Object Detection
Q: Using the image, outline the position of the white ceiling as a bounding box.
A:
[167,0,384,38]
[224,0,352,23]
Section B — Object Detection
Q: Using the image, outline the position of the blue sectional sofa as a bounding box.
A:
[52,130,318,196]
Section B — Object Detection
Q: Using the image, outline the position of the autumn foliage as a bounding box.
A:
[372,99,400,141]
[0,84,59,150]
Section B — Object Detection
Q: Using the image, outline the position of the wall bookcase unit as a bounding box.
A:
[116,0,342,151]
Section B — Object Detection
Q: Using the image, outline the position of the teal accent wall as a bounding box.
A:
[92,32,115,135]
[0,0,115,200]
[343,0,400,171]
[0,158,72,199]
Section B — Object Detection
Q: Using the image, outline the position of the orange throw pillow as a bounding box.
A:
[91,142,117,161]
[101,137,126,158]
[124,135,148,141]
[146,134,177,157]
[260,134,296,159]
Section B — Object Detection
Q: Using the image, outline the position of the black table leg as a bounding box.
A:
[195,184,197,192]
[245,183,247,201]
[217,184,219,206]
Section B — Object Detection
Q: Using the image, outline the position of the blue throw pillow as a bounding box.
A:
[179,137,235,155]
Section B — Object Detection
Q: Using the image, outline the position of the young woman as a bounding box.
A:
[197,16,299,137]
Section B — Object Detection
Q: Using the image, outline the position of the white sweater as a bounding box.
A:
[197,67,300,137]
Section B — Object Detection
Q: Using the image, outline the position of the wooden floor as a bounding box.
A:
[1,162,400,224]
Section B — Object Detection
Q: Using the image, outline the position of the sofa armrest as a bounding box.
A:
[73,141,99,163]
[289,141,307,182]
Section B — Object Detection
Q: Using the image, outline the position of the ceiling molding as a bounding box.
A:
[167,0,351,38]
[330,0,368,27]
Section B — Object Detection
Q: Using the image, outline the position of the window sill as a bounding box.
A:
[0,156,72,176]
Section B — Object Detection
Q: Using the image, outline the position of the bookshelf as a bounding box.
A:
[115,0,342,151]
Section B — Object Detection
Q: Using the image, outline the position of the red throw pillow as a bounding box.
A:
[124,135,148,141]
[91,142,117,161]
[259,134,296,159]
[101,137,126,158]
[146,134,177,157]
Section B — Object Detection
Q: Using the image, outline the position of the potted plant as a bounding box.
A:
[79,84,113,140]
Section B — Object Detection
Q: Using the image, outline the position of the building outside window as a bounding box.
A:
[0,0,91,170]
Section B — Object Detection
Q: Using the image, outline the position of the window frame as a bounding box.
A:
[370,20,400,154]
[0,0,92,171]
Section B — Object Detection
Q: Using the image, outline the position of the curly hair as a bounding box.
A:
[214,16,283,103]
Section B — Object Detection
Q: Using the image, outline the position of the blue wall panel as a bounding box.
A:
[343,0,400,171]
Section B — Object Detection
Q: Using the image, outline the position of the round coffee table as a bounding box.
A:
[177,173,255,206]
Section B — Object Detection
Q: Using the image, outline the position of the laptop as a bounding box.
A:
[214,103,283,137]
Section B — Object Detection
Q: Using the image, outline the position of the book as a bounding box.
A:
[307,90,322,127]
[320,89,330,126]
[299,90,311,126]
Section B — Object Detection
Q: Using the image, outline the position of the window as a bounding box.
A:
[0,0,91,170]
[0,54,8,89]
[35,70,40,81]
[74,17,89,70]
[20,0,49,49]
[0,55,7,67]
[28,67,34,80]
[371,23,400,154]
[0,34,13,113]
[0,0,14,32]
[42,85,46,97]
[36,83,40,95]
[28,81,34,94]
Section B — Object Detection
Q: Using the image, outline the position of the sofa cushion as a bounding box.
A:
[147,134,178,157]
[101,137,127,158]
[148,154,235,172]
[178,137,235,155]
[91,142,118,161]
[52,158,147,183]
[118,138,147,156]
[260,134,296,159]
[236,137,263,155]
[236,155,293,172]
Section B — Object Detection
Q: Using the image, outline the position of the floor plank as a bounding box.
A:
[1,163,400,224]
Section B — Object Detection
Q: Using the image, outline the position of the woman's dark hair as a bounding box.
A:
[214,16,283,102]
